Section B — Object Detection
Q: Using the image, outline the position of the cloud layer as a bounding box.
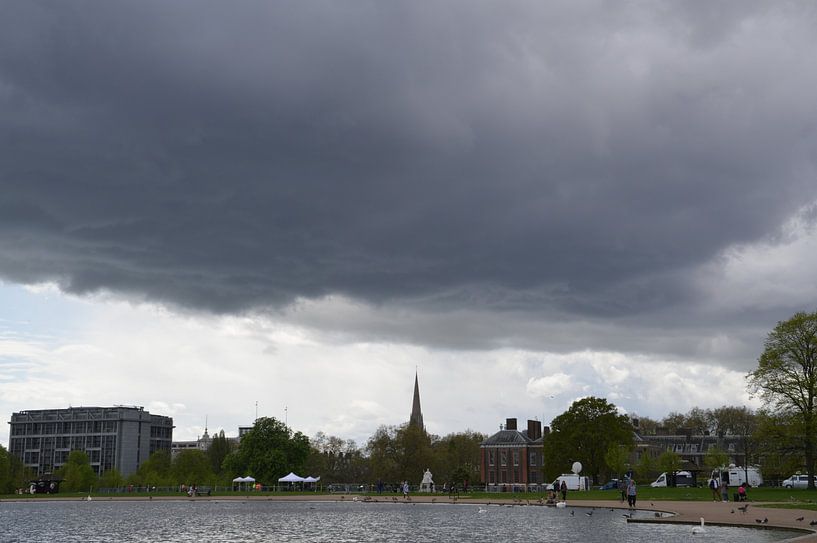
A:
[2,2,817,368]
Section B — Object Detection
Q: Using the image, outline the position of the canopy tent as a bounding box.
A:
[303,476,320,483]
[232,476,256,491]
[278,472,305,483]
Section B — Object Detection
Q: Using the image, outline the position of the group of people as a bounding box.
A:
[545,480,569,504]
[709,477,748,502]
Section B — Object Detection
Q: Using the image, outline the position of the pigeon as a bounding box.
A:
[796,517,804,522]
[731,509,735,514]
[810,520,817,526]
[755,519,763,524]
[585,511,593,516]
[763,518,769,524]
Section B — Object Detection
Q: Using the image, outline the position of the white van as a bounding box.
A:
[650,471,694,488]
[782,474,814,489]
[548,474,590,491]
[712,466,763,487]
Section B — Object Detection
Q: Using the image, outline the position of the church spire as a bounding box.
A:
[409,370,424,430]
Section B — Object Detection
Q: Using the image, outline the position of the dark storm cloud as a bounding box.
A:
[1,1,816,334]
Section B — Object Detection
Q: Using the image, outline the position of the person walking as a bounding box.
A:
[626,478,637,508]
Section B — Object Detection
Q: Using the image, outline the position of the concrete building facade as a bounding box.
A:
[8,406,173,477]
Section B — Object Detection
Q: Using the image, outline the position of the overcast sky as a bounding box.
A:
[2,1,817,446]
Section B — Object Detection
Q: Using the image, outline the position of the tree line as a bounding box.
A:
[2,310,817,492]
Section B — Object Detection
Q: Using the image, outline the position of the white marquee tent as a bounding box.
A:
[278,472,305,483]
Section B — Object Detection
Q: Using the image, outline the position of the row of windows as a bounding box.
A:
[487,449,541,467]
[11,420,119,436]
[667,443,736,453]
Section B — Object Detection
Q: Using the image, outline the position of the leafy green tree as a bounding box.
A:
[604,444,629,480]
[635,451,653,481]
[709,405,758,477]
[684,407,712,435]
[661,412,687,433]
[307,433,369,484]
[207,430,232,475]
[223,417,310,484]
[657,450,683,485]
[748,311,817,489]
[59,450,96,492]
[431,431,484,488]
[542,397,633,484]
[173,450,213,485]
[98,468,124,489]
[0,445,12,494]
[396,423,434,483]
[128,450,173,487]
[367,425,400,483]
[704,446,729,471]
[753,410,808,481]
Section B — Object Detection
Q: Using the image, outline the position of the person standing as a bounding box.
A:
[720,480,729,502]
[709,477,720,501]
[627,478,637,508]
[560,480,567,501]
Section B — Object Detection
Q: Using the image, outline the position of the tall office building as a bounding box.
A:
[8,406,173,477]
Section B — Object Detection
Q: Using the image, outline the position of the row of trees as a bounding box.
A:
[2,311,816,492]
[539,311,817,488]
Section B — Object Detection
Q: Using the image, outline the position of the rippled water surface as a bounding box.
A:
[0,500,798,543]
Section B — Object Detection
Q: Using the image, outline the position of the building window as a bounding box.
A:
[529,452,536,466]
[489,450,495,466]
[513,450,519,466]
[489,471,495,484]
[500,450,507,466]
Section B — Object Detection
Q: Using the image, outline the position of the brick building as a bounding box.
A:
[480,418,547,491]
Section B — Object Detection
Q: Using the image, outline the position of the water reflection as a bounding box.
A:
[0,500,797,543]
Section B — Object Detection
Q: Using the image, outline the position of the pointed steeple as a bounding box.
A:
[409,370,424,430]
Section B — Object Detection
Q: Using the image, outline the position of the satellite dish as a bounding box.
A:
[572,461,582,474]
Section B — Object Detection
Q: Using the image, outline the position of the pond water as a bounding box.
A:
[0,500,799,543]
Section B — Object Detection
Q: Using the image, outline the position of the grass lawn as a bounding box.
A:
[5,487,817,505]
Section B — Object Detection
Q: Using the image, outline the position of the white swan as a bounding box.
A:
[692,517,706,534]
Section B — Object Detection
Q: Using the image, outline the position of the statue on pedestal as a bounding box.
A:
[420,468,434,493]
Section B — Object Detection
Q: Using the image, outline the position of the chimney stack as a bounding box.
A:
[505,418,517,431]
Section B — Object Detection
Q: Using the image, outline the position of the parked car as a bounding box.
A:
[782,474,816,489]
[599,479,624,490]
[650,471,695,488]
